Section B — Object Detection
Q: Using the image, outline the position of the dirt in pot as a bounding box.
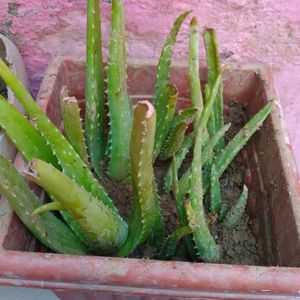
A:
[100,101,265,265]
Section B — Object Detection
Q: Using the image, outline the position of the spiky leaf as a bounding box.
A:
[106,0,132,181]
[204,28,224,152]
[0,58,123,218]
[179,101,274,198]
[222,185,248,229]
[210,164,222,213]
[60,87,88,164]
[0,155,87,254]
[85,0,106,175]
[0,96,58,167]
[203,101,274,193]
[24,159,128,254]
[118,101,158,256]
[157,226,193,260]
[153,11,192,106]
[188,18,220,262]
[153,84,177,159]
[159,108,196,160]
[164,134,193,193]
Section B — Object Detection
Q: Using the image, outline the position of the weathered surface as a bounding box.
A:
[0,0,299,168]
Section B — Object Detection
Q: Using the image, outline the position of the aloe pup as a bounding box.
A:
[222,185,248,229]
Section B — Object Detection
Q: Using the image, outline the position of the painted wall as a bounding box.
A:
[0,0,300,167]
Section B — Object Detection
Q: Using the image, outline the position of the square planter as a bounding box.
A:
[1,57,300,300]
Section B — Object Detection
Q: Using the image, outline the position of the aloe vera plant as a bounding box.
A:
[0,1,274,263]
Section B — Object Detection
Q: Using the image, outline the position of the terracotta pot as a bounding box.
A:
[1,58,300,300]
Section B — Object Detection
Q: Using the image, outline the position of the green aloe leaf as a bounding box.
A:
[60,88,88,164]
[0,96,58,167]
[153,10,192,106]
[172,156,197,259]
[202,123,231,164]
[159,108,196,160]
[179,101,274,198]
[85,0,106,176]
[0,93,88,243]
[163,123,230,193]
[0,58,123,218]
[154,84,178,159]
[157,226,193,260]
[149,180,165,248]
[118,101,158,256]
[187,18,220,263]
[199,74,221,132]
[0,155,87,254]
[204,83,216,138]
[203,101,274,193]
[222,185,248,229]
[204,28,224,152]
[107,0,132,181]
[163,133,193,193]
[24,159,128,254]
[210,164,222,213]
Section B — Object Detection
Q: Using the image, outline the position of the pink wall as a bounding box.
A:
[0,0,300,167]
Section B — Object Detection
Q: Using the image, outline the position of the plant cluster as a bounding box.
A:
[0,0,273,262]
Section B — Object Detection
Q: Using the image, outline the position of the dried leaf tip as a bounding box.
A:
[204,27,215,33]
[190,17,198,26]
[134,101,155,118]
[165,84,178,97]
